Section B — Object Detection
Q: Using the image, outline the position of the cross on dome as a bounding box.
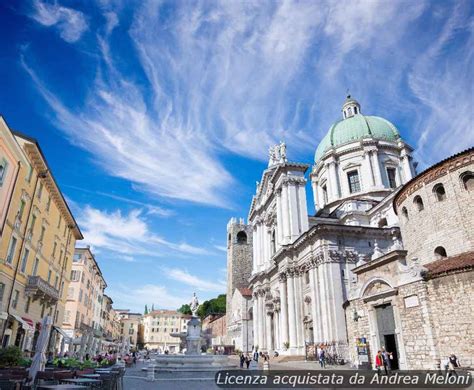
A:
[342,94,361,119]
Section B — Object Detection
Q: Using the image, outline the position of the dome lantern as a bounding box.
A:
[342,94,361,119]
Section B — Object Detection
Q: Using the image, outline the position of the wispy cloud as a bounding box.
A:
[22,0,473,210]
[63,184,173,217]
[30,0,88,43]
[164,267,226,292]
[76,205,211,257]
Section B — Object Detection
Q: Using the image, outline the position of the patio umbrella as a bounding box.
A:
[29,316,53,384]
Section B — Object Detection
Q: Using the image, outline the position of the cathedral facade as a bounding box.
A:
[227,96,474,369]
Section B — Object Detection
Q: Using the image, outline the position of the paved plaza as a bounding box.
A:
[122,358,353,389]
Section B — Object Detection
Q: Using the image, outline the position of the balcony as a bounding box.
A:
[26,276,60,305]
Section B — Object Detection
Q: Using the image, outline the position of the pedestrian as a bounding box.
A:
[253,349,259,362]
[318,348,325,368]
[381,348,391,374]
[375,351,384,374]
[240,353,245,368]
[245,354,251,369]
[448,354,460,377]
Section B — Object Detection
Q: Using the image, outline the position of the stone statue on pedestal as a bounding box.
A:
[190,292,199,317]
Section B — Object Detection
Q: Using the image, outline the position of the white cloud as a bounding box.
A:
[30,0,88,43]
[107,284,187,313]
[214,245,227,252]
[164,267,226,292]
[75,205,211,258]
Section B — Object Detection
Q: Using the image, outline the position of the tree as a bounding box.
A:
[144,304,148,315]
[197,294,226,319]
[151,303,155,311]
[177,304,192,315]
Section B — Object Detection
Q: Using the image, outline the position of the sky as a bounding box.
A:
[0,0,472,313]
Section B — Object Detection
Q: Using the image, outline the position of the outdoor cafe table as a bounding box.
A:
[79,374,100,378]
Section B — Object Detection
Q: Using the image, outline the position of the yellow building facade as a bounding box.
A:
[62,247,106,340]
[0,117,83,350]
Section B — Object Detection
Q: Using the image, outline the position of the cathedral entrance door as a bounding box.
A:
[375,303,399,370]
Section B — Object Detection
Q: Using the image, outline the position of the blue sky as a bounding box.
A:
[0,0,472,313]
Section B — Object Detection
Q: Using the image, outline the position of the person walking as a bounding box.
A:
[253,350,259,363]
[375,351,384,374]
[239,353,245,368]
[245,354,251,369]
[381,348,391,374]
[318,348,326,368]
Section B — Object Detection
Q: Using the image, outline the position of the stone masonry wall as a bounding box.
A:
[427,270,474,368]
[397,156,474,264]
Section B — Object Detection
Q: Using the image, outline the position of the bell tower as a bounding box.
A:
[226,218,253,320]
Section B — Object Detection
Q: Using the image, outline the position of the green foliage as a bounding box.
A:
[197,294,226,319]
[53,357,97,370]
[177,304,192,315]
[0,346,22,367]
[19,358,32,367]
[144,305,148,315]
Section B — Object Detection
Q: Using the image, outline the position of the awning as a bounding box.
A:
[11,314,34,332]
[53,326,71,340]
[22,317,34,328]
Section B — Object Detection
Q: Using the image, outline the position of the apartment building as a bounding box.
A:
[116,309,141,350]
[62,247,106,342]
[0,118,83,350]
[142,309,190,353]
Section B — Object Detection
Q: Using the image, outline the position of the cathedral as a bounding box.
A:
[226,96,474,369]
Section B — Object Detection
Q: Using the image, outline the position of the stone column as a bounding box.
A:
[318,264,329,342]
[279,273,289,349]
[309,262,321,343]
[363,150,375,187]
[401,153,413,183]
[328,160,340,200]
[276,190,283,248]
[297,184,309,233]
[258,290,266,350]
[253,294,259,349]
[252,226,258,272]
[286,271,297,350]
[288,184,300,241]
[274,310,280,349]
[311,180,320,211]
[371,151,383,187]
[280,184,290,244]
[328,261,346,342]
[294,271,304,349]
[266,312,273,351]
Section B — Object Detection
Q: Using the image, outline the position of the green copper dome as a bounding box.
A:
[315,114,400,162]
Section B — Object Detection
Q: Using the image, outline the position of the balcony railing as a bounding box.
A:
[26,275,60,305]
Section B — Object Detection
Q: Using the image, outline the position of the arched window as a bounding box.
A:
[460,171,474,191]
[236,231,247,244]
[433,183,446,201]
[401,207,408,220]
[378,218,388,228]
[434,246,447,259]
[413,195,424,211]
[228,233,231,246]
